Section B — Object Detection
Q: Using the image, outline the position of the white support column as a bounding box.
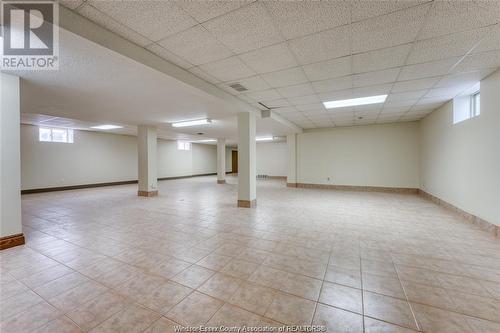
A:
[217,139,226,184]
[287,134,297,187]
[1,73,24,249]
[137,125,158,197]
[237,112,256,208]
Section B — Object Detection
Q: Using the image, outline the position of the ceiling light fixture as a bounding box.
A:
[171,118,212,127]
[256,136,274,142]
[195,139,216,143]
[323,95,387,109]
[90,124,123,130]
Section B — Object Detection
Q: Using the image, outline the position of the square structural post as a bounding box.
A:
[217,139,226,184]
[1,73,24,250]
[287,134,297,187]
[137,125,158,197]
[237,112,256,208]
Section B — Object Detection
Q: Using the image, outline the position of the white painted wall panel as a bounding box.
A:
[297,122,420,188]
[420,69,500,226]
[256,142,287,177]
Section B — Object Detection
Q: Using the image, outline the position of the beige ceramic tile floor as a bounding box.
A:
[1,176,500,333]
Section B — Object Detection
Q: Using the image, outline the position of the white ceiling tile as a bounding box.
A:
[312,76,353,93]
[264,99,290,108]
[317,89,353,102]
[417,96,450,105]
[352,68,400,87]
[351,0,430,22]
[472,24,500,54]
[436,69,495,88]
[202,2,283,53]
[274,106,298,114]
[77,4,152,47]
[264,1,350,40]
[351,4,430,53]
[354,104,383,113]
[87,1,196,41]
[225,76,271,92]
[353,44,411,73]
[392,77,441,92]
[303,56,352,81]
[380,108,409,115]
[384,99,418,108]
[287,95,320,106]
[407,28,490,65]
[411,102,442,111]
[386,90,427,102]
[261,67,309,88]
[424,86,471,99]
[177,1,244,23]
[398,57,459,81]
[277,83,315,98]
[331,111,355,120]
[146,44,193,69]
[239,43,297,74]
[452,50,500,73]
[245,89,282,102]
[158,25,233,66]
[418,1,500,40]
[296,103,325,112]
[188,67,222,84]
[282,111,307,119]
[199,56,255,82]
[288,25,351,65]
[351,83,394,98]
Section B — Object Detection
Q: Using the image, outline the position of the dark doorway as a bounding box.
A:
[231,150,238,173]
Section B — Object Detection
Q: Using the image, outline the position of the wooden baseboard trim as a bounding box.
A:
[157,172,217,181]
[138,190,158,197]
[0,234,25,250]
[295,183,419,194]
[217,180,226,184]
[419,189,499,238]
[21,173,229,194]
[287,182,297,188]
[21,180,138,194]
[237,199,257,208]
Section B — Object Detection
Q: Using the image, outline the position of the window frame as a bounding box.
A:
[38,127,74,143]
[471,91,480,118]
[176,140,191,151]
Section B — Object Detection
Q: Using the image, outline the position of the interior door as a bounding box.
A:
[231,150,238,173]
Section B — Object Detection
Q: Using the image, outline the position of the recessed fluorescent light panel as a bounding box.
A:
[90,125,123,130]
[256,136,274,142]
[323,95,387,109]
[171,119,212,127]
[195,139,216,143]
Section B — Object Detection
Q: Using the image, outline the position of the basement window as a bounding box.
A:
[39,127,74,143]
[453,86,481,124]
[177,140,191,151]
[471,92,480,117]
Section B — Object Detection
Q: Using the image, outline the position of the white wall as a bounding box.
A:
[420,70,500,227]
[21,125,137,189]
[20,125,219,190]
[157,139,192,178]
[257,142,287,177]
[192,143,217,175]
[297,122,420,188]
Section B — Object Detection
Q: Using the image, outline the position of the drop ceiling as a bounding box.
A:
[59,0,500,129]
[15,27,295,144]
